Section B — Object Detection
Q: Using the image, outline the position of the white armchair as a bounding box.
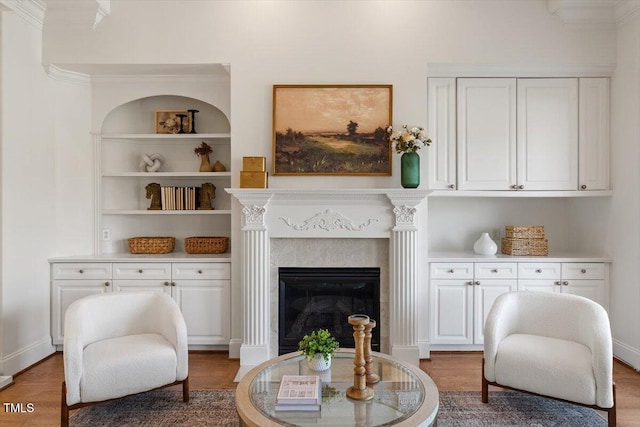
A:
[483,291,615,426]
[61,291,189,427]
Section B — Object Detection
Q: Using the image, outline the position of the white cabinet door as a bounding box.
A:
[579,78,610,191]
[172,280,230,345]
[517,78,578,190]
[51,280,111,344]
[457,78,516,190]
[561,280,605,308]
[427,78,457,190]
[473,279,517,344]
[430,279,474,345]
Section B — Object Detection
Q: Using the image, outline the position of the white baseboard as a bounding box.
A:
[240,344,270,366]
[418,340,430,359]
[0,376,13,389]
[228,339,241,359]
[1,336,55,376]
[613,338,640,370]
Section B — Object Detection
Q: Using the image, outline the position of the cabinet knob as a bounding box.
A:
[104,281,110,287]
[448,184,455,189]
[510,184,518,190]
[475,281,480,286]
[491,269,498,273]
[581,269,587,274]
[138,269,143,274]
[198,270,203,274]
[79,269,84,274]
[164,281,170,286]
[518,185,524,190]
[171,282,176,287]
[467,281,474,286]
[555,281,562,286]
[581,184,587,190]
[563,281,569,286]
[536,269,542,273]
[448,269,454,273]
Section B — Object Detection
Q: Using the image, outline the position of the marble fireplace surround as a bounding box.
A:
[227,188,429,368]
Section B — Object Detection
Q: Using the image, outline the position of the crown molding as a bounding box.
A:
[548,0,640,29]
[426,63,615,78]
[45,65,91,85]
[43,0,110,32]
[0,0,46,30]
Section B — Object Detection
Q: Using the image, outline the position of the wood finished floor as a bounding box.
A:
[0,352,638,426]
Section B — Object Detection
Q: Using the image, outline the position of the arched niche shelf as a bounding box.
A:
[101,95,230,134]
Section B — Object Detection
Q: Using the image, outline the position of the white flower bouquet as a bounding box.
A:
[387,124,432,154]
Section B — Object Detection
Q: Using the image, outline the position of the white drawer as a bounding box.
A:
[474,263,517,279]
[52,263,112,280]
[518,263,561,279]
[112,263,171,280]
[430,263,473,279]
[172,262,231,280]
[562,263,605,280]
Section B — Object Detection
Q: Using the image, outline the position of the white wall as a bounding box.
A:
[0,7,56,374]
[6,0,636,370]
[608,10,640,368]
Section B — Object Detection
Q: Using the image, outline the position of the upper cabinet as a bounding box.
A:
[427,76,610,193]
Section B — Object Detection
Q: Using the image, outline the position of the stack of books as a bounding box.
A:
[275,375,322,412]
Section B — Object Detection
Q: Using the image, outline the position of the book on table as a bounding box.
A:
[275,375,322,411]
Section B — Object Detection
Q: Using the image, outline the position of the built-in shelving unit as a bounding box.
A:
[98,94,232,255]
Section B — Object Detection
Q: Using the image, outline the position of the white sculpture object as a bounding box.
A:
[140,153,165,172]
[473,232,498,255]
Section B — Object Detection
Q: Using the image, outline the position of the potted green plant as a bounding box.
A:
[298,328,339,371]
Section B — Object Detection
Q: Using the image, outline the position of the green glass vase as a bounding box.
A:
[401,151,420,188]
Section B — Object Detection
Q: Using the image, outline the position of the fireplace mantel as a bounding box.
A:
[226,188,430,367]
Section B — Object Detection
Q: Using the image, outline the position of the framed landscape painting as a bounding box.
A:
[273,85,392,175]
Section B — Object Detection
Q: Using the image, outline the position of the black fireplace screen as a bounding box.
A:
[278,267,380,355]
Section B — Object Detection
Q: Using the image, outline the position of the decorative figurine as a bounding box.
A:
[346,314,374,401]
[140,153,165,172]
[145,183,162,210]
[198,182,216,210]
[176,113,188,134]
[188,109,199,134]
[364,319,380,384]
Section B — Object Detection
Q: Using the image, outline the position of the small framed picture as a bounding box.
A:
[155,110,191,134]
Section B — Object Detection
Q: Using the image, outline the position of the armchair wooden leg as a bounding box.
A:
[183,377,190,403]
[61,381,69,427]
[608,383,616,426]
[481,358,488,403]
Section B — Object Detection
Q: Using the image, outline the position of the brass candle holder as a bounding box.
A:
[364,318,380,384]
[346,314,374,401]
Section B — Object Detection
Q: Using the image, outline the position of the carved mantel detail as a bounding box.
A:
[280,209,379,232]
[393,206,417,226]
[243,205,266,226]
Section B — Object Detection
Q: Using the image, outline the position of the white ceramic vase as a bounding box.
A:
[307,353,332,371]
[473,232,498,255]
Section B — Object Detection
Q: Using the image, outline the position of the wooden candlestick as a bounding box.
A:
[346,314,374,401]
[364,318,380,384]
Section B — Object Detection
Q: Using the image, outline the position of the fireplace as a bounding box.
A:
[278,267,381,355]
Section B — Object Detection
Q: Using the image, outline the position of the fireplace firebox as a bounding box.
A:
[278,267,380,355]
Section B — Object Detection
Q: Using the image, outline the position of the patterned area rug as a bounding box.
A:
[70,389,607,426]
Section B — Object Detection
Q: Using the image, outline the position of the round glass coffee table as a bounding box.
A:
[236,349,439,426]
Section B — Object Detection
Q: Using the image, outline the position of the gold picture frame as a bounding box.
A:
[273,85,392,175]
[155,110,191,134]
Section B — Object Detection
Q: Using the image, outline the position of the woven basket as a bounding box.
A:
[184,236,229,254]
[505,225,545,239]
[128,237,175,254]
[501,238,549,256]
